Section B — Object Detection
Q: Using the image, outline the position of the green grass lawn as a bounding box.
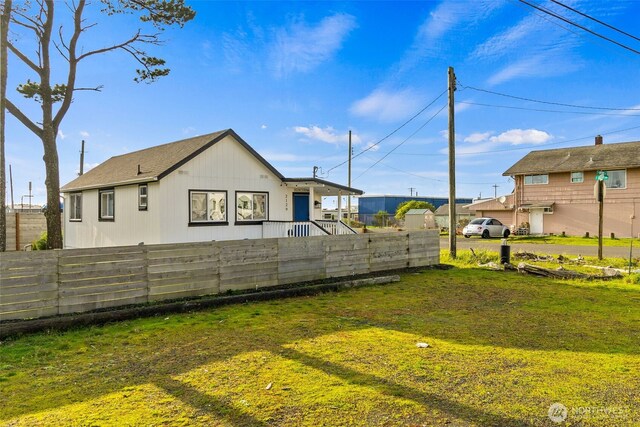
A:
[452,233,638,247]
[1,252,639,426]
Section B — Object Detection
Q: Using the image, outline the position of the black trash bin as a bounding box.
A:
[500,239,511,264]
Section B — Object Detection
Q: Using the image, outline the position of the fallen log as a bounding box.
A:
[517,263,622,280]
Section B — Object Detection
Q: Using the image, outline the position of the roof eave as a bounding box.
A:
[61,176,159,193]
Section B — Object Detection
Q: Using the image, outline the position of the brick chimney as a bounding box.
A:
[595,135,603,145]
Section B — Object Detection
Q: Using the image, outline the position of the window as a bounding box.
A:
[236,192,268,222]
[69,193,82,221]
[571,172,584,183]
[190,190,227,224]
[99,189,115,221]
[604,170,626,189]
[524,174,548,185]
[138,184,148,210]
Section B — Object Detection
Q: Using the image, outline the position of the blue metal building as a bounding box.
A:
[358,195,473,225]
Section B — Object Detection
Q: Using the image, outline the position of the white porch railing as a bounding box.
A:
[315,220,358,235]
[262,221,329,238]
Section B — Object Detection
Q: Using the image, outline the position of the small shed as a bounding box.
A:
[404,209,435,230]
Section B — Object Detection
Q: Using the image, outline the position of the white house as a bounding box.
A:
[61,129,363,248]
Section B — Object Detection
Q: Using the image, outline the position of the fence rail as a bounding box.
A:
[0,231,440,321]
[5,212,48,251]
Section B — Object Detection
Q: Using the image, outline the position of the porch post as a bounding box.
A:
[309,187,315,221]
[337,191,342,222]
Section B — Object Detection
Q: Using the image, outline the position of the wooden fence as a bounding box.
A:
[6,212,48,251]
[0,231,439,321]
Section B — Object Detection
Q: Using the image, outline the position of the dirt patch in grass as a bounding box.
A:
[1,252,638,426]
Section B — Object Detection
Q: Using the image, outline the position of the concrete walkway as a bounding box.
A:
[440,237,636,259]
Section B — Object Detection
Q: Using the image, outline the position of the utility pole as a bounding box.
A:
[448,66,457,259]
[598,178,604,260]
[9,164,14,209]
[492,184,499,198]
[347,130,352,224]
[79,140,85,176]
[409,187,415,197]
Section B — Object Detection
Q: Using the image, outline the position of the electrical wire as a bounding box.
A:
[325,89,447,174]
[460,84,640,111]
[549,0,640,43]
[458,101,640,117]
[517,0,640,55]
[353,104,447,182]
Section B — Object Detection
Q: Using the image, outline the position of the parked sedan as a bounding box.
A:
[463,217,510,238]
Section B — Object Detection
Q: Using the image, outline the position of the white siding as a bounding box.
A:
[64,183,162,248]
[158,135,294,243]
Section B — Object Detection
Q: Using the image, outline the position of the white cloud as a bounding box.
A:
[261,124,268,129]
[80,131,90,138]
[350,88,422,122]
[270,13,357,78]
[294,125,361,145]
[464,132,492,143]
[489,129,551,145]
[57,130,66,140]
[182,126,196,135]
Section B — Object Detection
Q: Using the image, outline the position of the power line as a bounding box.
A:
[549,0,640,43]
[460,84,640,111]
[353,104,447,182]
[517,0,640,55]
[382,123,640,157]
[325,89,447,174]
[458,101,640,117]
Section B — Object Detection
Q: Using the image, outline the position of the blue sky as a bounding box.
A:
[5,0,640,206]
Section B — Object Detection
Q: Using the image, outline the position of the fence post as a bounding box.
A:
[142,244,150,303]
[15,212,20,251]
[55,249,62,315]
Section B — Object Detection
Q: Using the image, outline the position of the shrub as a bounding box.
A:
[32,232,48,250]
[373,210,389,227]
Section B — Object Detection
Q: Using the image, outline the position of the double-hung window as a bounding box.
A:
[69,193,82,221]
[570,172,584,183]
[99,188,115,221]
[138,184,148,210]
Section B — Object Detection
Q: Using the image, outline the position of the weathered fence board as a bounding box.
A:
[0,230,440,321]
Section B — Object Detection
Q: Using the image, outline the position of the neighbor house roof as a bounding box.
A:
[465,195,515,211]
[503,140,640,176]
[62,129,285,192]
[434,203,472,215]
[405,209,433,215]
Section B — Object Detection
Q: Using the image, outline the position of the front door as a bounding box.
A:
[293,193,309,221]
[529,209,543,234]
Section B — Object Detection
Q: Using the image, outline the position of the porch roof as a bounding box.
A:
[282,178,363,197]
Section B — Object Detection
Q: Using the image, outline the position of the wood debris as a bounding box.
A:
[517,263,622,280]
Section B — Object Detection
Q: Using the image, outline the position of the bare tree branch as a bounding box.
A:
[9,17,41,35]
[5,99,44,137]
[53,0,83,127]
[76,29,147,61]
[11,10,42,30]
[7,41,42,74]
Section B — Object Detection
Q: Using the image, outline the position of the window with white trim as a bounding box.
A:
[138,184,148,210]
[69,193,82,221]
[604,170,626,189]
[99,189,115,220]
[570,172,583,183]
[524,174,548,185]
[190,190,227,223]
[236,192,268,222]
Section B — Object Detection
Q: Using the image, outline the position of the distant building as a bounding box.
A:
[434,203,475,229]
[6,204,43,213]
[357,195,473,225]
[404,209,436,230]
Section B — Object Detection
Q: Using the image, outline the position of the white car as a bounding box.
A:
[463,217,510,238]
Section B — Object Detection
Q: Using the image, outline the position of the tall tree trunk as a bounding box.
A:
[42,128,62,249]
[0,0,11,252]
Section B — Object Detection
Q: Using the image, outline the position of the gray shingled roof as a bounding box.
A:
[434,203,472,215]
[503,140,640,176]
[61,129,284,191]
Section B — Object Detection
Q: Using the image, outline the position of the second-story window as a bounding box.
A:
[571,172,584,183]
[524,174,548,185]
